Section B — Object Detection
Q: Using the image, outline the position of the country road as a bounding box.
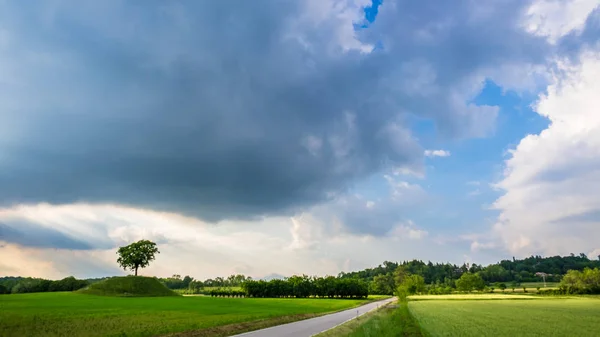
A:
[231,297,396,337]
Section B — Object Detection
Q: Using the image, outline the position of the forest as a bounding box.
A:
[338,253,600,294]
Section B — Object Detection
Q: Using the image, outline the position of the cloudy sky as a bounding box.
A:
[1,0,600,280]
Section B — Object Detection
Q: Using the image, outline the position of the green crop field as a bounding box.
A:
[409,297,600,337]
[518,282,559,288]
[0,292,367,337]
[408,294,538,300]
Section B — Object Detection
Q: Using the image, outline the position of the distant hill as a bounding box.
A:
[260,273,287,281]
[78,276,179,297]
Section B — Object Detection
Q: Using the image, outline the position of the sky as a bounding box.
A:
[1,0,600,280]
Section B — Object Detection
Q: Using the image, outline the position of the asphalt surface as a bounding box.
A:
[231,297,396,337]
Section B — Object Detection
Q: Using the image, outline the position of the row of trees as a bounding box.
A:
[0,276,89,294]
[158,274,252,291]
[242,275,368,298]
[345,254,600,294]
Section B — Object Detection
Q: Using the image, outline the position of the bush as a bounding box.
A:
[560,268,600,294]
[538,288,565,296]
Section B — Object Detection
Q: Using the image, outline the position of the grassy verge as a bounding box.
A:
[0,292,368,336]
[316,302,422,337]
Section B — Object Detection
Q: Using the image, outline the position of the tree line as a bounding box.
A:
[342,254,600,294]
[0,276,90,294]
[157,274,251,292]
[242,275,369,298]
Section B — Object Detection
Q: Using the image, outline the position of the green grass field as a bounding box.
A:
[316,302,422,337]
[518,282,559,288]
[485,282,559,293]
[0,292,367,337]
[409,297,600,337]
[408,294,538,300]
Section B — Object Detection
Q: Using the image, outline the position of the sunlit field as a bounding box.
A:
[0,292,367,337]
[408,294,538,300]
[409,297,600,337]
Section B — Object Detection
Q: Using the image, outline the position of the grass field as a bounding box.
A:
[409,297,600,337]
[519,282,559,288]
[408,294,538,300]
[0,292,368,337]
[316,302,422,337]
[486,282,559,293]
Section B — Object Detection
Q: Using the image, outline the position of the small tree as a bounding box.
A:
[117,240,160,276]
[499,283,507,292]
[456,272,485,293]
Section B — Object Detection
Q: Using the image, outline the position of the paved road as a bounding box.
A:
[231,297,396,337]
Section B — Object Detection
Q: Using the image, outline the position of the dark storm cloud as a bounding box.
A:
[0,0,552,222]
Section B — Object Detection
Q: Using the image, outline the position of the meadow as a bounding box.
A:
[409,296,600,337]
[0,292,368,337]
[316,302,422,337]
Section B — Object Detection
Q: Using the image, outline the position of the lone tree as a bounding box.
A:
[117,240,160,276]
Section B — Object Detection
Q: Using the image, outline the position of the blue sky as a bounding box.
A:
[1,0,600,279]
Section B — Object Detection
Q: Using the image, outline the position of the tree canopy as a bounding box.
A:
[116,240,160,276]
[456,272,485,292]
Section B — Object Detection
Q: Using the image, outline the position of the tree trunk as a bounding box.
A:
[135,266,138,276]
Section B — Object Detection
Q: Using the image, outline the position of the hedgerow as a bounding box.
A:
[242,275,368,298]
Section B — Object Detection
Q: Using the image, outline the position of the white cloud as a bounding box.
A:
[470,241,497,252]
[0,202,469,279]
[492,51,600,257]
[388,221,429,240]
[424,149,451,157]
[523,0,600,44]
[383,175,427,201]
